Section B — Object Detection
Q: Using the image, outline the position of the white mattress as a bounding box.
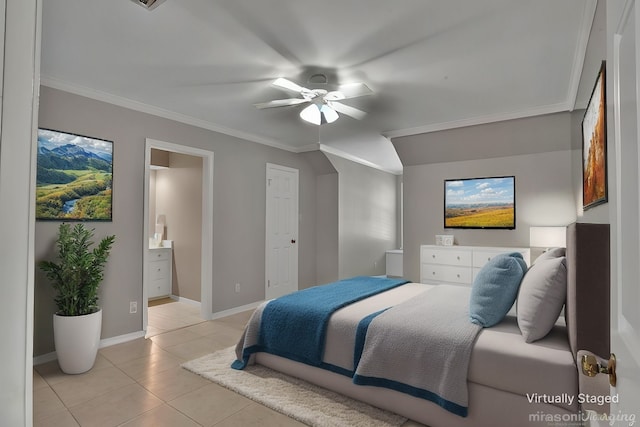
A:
[320,282,577,412]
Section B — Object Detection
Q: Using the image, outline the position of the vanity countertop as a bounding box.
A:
[149,239,172,249]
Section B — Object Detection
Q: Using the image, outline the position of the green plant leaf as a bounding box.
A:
[38,223,115,316]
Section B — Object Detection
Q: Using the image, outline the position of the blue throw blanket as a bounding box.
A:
[232,276,408,369]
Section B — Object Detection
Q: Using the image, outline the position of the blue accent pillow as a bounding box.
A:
[469,252,528,327]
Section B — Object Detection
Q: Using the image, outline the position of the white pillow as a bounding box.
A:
[534,247,565,264]
[516,256,567,342]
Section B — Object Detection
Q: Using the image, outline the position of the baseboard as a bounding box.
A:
[99,330,146,349]
[210,300,263,320]
[33,351,57,366]
[171,294,201,308]
[34,302,260,365]
[33,330,146,366]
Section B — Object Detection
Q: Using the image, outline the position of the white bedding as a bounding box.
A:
[243,282,578,426]
[320,282,577,412]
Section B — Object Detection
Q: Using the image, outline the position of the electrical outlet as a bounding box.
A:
[235,283,241,293]
[129,301,137,314]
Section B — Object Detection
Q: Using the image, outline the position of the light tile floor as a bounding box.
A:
[146,300,204,337]
[34,305,426,427]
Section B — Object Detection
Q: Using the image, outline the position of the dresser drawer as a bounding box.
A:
[149,279,171,297]
[149,249,171,261]
[473,249,530,268]
[421,264,472,285]
[149,261,169,280]
[420,244,530,287]
[473,251,501,269]
[421,247,472,267]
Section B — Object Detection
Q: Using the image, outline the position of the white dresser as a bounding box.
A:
[420,245,530,286]
[148,247,173,299]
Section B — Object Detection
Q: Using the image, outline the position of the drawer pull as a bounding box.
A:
[432,254,436,258]
[487,257,491,261]
[457,256,460,260]
[457,274,460,278]
[432,272,436,275]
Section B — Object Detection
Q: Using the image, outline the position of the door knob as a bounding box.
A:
[581,353,617,386]
[291,239,296,244]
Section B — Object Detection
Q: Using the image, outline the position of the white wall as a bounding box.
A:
[0,1,40,425]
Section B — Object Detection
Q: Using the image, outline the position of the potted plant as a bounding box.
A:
[39,223,115,374]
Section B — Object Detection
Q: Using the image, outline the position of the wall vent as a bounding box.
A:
[130,0,166,10]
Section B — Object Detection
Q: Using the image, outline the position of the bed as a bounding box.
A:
[233,223,610,427]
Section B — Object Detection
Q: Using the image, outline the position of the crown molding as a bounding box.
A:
[383,101,572,140]
[295,143,321,153]
[319,144,402,175]
[40,76,311,154]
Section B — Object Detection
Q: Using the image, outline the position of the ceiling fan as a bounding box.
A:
[254,77,373,125]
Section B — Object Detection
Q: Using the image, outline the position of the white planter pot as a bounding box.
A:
[53,308,102,374]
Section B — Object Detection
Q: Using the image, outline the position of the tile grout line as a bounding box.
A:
[34,307,256,426]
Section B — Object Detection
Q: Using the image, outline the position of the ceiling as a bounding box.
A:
[41,0,597,174]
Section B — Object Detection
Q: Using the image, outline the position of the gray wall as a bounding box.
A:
[316,173,339,284]
[300,150,337,285]
[324,153,399,278]
[149,170,158,237]
[394,112,575,166]
[574,0,610,225]
[397,175,404,248]
[154,152,203,302]
[395,111,579,283]
[402,150,577,282]
[34,86,325,356]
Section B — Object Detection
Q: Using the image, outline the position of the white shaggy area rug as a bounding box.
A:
[182,347,407,427]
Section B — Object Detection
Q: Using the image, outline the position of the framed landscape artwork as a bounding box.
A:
[36,129,113,221]
[582,61,607,210]
[444,176,515,229]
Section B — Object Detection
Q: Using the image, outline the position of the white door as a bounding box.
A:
[610,0,640,421]
[265,163,299,300]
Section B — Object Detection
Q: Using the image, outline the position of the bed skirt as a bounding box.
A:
[255,352,579,427]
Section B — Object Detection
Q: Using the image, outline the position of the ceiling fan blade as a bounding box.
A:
[272,78,305,93]
[324,91,346,102]
[329,101,367,120]
[254,98,309,109]
[336,82,373,99]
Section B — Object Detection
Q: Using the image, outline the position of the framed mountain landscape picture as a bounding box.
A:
[36,129,113,221]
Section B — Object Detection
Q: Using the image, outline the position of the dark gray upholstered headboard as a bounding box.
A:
[565,222,610,360]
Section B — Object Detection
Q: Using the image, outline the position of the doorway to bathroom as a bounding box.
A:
[142,138,214,336]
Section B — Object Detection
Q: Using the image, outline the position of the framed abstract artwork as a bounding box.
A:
[582,61,607,210]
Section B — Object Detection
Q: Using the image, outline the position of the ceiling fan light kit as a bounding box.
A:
[300,104,338,125]
[321,105,339,123]
[255,77,372,125]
